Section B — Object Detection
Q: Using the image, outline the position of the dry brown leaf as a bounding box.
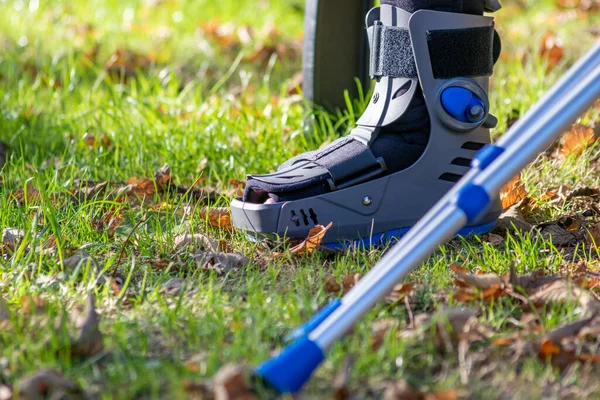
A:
[560,124,598,157]
[333,356,354,400]
[323,273,361,295]
[63,250,101,272]
[289,222,333,255]
[154,164,171,188]
[538,316,597,370]
[385,283,414,303]
[174,233,219,252]
[371,319,398,351]
[162,278,184,296]
[562,261,600,290]
[323,275,342,294]
[125,176,156,198]
[528,279,600,312]
[484,233,505,246]
[341,273,361,294]
[451,265,507,301]
[74,181,108,203]
[286,72,303,96]
[539,31,564,70]
[499,174,527,210]
[538,222,582,247]
[193,251,249,274]
[9,183,41,204]
[588,222,600,250]
[509,265,552,291]
[383,380,423,400]
[434,308,492,348]
[2,227,24,249]
[383,380,458,400]
[213,364,256,400]
[16,369,86,399]
[104,48,153,80]
[200,207,232,230]
[70,294,104,358]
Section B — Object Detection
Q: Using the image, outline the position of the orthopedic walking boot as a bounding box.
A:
[231,0,504,247]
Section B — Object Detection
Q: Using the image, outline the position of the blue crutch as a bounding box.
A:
[255,42,600,394]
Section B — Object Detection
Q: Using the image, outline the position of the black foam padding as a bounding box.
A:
[493,29,502,64]
[427,26,494,79]
[380,0,484,15]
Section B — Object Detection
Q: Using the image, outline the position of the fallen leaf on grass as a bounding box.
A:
[539,31,564,70]
[434,308,492,350]
[497,205,533,233]
[333,356,354,400]
[537,222,582,247]
[483,233,505,246]
[70,294,104,358]
[560,261,600,291]
[73,181,108,203]
[16,369,86,400]
[286,72,303,96]
[193,251,249,274]
[63,250,101,272]
[499,174,527,210]
[383,379,458,400]
[385,283,414,303]
[509,265,552,291]
[162,278,184,296]
[539,315,599,370]
[174,233,219,252]
[588,222,600,249]
[200,207,232,230]
[451,265,508,301]
[323,273,361,295]
[371,319,398,351]
[9,183,41,204]
[82,132,111,150]
[2,228,24,250]
[559,124,598,157]
[104,48,154,80]
[528,279,600,312]
[154,164,172,187]
[213,364,256,400]
[290,222,333,256]
[323,275,341,293]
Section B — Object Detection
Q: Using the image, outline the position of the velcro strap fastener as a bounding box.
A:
[368,23,495,79]
[368,24,417,79]
[427,26,495,79]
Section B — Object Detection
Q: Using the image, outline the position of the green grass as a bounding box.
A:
[0,0,599,398]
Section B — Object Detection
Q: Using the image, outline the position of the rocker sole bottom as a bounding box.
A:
[322,219,498,250]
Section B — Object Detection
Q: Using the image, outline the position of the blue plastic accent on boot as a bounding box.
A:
[454,183,491,224]
[471,144,505,170]
[255,338,325,394]
[285,300,342,342]
[322,219,497,250]
[441,87,485,123]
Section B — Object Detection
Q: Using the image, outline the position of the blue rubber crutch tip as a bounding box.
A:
[255,338,325,394]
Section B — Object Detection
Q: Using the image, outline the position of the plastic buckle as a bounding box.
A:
[327,157,387,191]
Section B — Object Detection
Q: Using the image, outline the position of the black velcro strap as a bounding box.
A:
[427,26,495,79]
[368,25,418,78]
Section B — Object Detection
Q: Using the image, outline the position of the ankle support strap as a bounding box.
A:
[368,24,496,79]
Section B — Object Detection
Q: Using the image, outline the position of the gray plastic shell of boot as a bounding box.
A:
[231,8,503,245]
